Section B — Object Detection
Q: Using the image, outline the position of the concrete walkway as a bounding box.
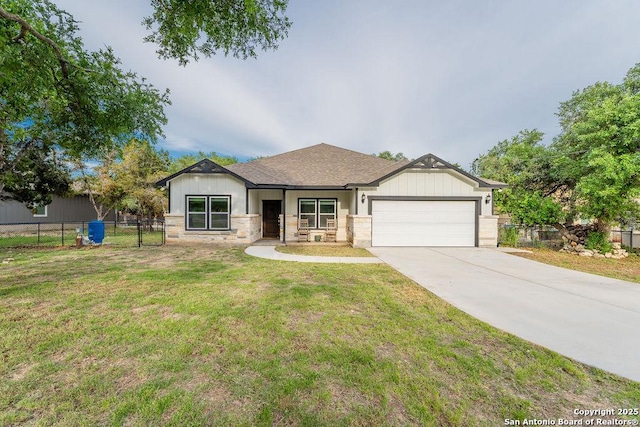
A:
[370,247,640,383]
[245,245,383,263]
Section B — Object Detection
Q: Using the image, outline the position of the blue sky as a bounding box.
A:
[53,0,640,169]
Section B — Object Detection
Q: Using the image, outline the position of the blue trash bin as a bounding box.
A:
[88,220,105,244]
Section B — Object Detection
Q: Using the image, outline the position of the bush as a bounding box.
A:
[585,231,613,253]
[499,226,519,247]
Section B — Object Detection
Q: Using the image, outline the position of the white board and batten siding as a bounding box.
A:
[168,174,246,215]
[366,169,489,247]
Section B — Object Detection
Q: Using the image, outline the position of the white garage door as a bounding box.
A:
[372,200,476,247]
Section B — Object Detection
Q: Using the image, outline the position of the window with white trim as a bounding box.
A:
[186,196,230,230]
[33,204,48,217]
[298,199,336,229]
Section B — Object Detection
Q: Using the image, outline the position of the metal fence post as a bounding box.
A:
[61,223,65,246]
[631,227,634,250]
[37,223,41,245]
[138,220,142,248]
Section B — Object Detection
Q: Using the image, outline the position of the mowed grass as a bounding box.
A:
[512,247,640,284]
[276,245,374,257]
[0,246,638,426]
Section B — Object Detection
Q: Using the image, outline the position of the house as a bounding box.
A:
[0,194,116,224]
[155,143,507,247]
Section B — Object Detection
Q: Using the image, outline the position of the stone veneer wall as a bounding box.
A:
[347,215,372,248]
[478,215,499,247]
[164,213,261,244]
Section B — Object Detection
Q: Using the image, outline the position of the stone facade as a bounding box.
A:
[347,215,373,248]
[164,213,261,244]
[478,215,499,247]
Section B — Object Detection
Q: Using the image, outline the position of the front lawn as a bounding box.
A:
[1,246,638,426]
[512,247,640,284]
[275,245,373,257]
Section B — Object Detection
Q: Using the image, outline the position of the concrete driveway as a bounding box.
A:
[368,247,640,382]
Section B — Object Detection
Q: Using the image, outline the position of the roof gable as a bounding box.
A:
[155,158,254,187]
[368,153,508,188]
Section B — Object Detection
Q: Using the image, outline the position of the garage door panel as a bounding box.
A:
[372,200,476,247]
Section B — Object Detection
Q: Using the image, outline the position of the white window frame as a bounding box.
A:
[186,195,231,230]
[33,204,48,218]
[298,198,336,229]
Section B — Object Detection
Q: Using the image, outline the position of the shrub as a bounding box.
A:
[500,226,519,247]
[585,231,613,253]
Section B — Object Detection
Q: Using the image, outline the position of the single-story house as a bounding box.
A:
[0,194,116,224]
[156,143,507,247]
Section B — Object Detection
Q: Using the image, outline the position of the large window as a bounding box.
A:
[186,196,230,230]
[298,199,336,229]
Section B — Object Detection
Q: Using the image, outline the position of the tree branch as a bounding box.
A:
[0,5,71,80]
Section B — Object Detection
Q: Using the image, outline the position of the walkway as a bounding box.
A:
[244,245,383,264]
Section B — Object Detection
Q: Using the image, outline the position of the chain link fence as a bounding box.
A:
[0,220,164,248]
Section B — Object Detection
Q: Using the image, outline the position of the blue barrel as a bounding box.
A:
[88,220,105,244]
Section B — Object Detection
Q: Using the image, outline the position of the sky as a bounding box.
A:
[52,0,640,169]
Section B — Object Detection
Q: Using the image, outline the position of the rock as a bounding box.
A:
[593,253,605,259]
[612,242,622,250]
[605,252,612,258]
[624,252,629,257]
[575,244,585,252]
[579,251,593,257]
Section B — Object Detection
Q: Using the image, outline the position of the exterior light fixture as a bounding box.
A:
[485,194,491,204]
[361,193,366,203]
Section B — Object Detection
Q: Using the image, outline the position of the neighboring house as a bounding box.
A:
[156,143,507,247]
[0,195,116,223]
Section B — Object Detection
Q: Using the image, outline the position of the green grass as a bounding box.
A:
[1,246,638,426]
[276,245,373,257]
[0,228,163,248]
[513,247,640,284]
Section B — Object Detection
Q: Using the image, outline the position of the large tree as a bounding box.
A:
[1,0,289,208]
[474,63,640,236]
[0,0,169,207]
[553,65,640,231]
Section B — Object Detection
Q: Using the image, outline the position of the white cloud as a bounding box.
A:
[51,0,640,167]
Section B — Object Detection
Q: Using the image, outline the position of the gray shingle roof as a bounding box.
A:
[225,143,408,186]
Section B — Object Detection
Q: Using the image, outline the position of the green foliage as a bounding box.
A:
[143,0,291,64]
[374,151,408,161]
[499,226,519,247]
[168,151,238,174]
[554,68,640,229]
[585,231,613,254]
[473,130,565,227]
[113,139,171,219]
[506,191,565,227]
[475,63,640,231]
[0,0,169,207]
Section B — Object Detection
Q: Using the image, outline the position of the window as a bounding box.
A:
[186,196,230,230]
[298,199,336,229]
[33,204,48,217]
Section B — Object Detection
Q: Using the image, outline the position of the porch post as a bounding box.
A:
[282,189,286,243]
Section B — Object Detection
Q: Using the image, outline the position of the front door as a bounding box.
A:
[262,200,281,239]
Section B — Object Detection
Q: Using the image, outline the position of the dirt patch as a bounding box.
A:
[9,363,36,381]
